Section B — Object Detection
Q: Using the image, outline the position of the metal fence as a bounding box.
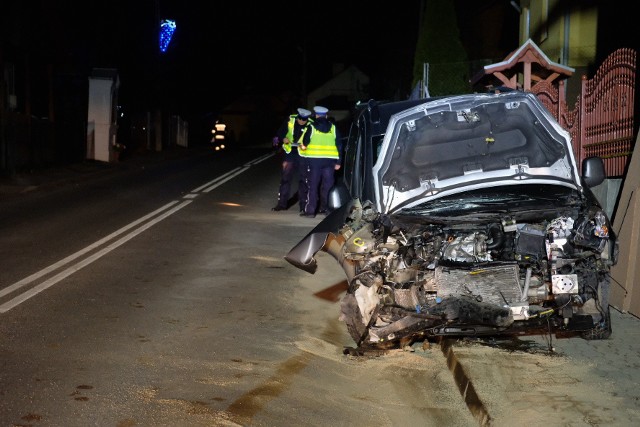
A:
[533,48,636,177]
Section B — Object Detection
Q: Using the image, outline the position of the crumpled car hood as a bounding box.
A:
[372,91,582,214]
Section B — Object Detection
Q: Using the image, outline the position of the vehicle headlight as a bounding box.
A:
[570,210,609,252]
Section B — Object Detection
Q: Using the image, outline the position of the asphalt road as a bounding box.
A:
[1,144,638,426]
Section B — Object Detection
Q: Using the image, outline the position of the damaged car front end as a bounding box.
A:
[285,92,618,349]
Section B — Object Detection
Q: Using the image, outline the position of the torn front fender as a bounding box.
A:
[284,200,353,274]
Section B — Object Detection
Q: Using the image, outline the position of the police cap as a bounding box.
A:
[313,106,329,116]
[297,108,312,119]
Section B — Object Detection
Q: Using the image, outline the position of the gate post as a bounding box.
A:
[578,75,588,171]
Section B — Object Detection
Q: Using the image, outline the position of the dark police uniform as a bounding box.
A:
[299,106,342,217]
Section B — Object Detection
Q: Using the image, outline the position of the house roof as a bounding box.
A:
[307,64,369,104]
[470,39,574,91]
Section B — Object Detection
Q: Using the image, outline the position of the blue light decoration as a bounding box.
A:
[159,19,176,53]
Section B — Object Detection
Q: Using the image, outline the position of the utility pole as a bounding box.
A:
[153,0,163,151]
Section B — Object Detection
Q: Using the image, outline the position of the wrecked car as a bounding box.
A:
[285,91,618,349]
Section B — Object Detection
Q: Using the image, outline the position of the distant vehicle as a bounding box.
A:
[211,120,227,151]
[286,91,618,350]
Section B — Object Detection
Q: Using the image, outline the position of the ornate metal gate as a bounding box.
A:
[533,48,636,177]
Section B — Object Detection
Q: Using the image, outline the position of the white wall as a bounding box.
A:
[87,75,118,162]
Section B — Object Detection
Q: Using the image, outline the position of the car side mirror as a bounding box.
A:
[582,156,605,188]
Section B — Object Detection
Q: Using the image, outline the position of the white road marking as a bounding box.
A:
[0,201,181,300]
[0,154,274,313]
[0,201,192,313]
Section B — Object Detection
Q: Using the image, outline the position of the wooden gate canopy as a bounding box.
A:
[470,39,574,92]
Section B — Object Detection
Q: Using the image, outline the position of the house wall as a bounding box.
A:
[610,132,640,316]
[519,0,597,67]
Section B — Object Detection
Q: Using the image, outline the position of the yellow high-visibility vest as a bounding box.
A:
[302,123,339,159]
[284,115,310,154]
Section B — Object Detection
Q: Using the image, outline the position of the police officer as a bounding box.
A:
[271,108,313,211]
[299,105,342,218]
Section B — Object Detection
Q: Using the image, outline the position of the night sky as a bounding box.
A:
[129,1,427,119]
[5,1,520,124]
[13,1,638,126]
[26,1,423,122]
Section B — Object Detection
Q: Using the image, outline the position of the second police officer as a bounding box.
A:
[299,105,342,218]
